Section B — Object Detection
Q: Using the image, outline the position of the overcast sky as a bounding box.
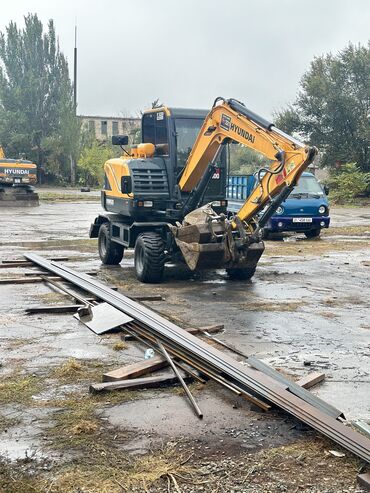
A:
[1,0,369,119]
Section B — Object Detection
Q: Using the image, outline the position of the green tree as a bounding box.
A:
[0,14,78,182]
[325,163,370,203]
[275,42,370,171]
[229,145,272,175]
[77,141,119,187]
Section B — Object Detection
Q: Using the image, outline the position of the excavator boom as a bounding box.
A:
[172,98,317,276]
[179,98,316,227]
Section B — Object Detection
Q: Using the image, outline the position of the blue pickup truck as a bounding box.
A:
[227,171,330,238]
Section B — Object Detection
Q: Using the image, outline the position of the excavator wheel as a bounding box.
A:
[226,267,256,281]
[98,222,124,265]
[134,232,166,283]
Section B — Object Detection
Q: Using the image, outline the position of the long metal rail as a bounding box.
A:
[25,253,370,463]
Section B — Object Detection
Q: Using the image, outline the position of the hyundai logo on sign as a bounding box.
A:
[5,168,30,175]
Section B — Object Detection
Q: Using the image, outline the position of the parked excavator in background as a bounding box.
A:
[89,97,317,282]
[0,146,39,206]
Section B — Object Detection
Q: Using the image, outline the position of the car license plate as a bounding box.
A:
[293,217,312,223]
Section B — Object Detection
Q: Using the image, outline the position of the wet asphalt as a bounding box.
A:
[0,196,369,461]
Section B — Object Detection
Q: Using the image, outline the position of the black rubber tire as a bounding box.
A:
[98,222,124,265]
[134,232,166,283]
[304,229,321,239]
[226,267,256,280]
[261,228,270,240]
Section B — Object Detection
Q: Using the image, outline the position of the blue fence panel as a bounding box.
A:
[226,175,256,200]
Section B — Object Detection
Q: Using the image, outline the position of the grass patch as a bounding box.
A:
[52,358,84,379]
[265,237,370,257]
[30,389,144,452]
[173,381,205,397]
[112,340,127,351]
[50,358,117,385]
[321,296,369,308]
[0,414,21,432]
[5,338,35,350]
[0,374,43,405]
[318,311,338,319]
[323,225,370,237]
[0,435,361,493]
[0,442,195,493]
[48,398,100,448]
[34,291,69,303]
[38,191,100,203]
[237,300,302,312]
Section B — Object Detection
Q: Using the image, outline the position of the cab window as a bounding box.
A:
[175,118,203,170]
[142,111,168,147]
[175,118,224,170]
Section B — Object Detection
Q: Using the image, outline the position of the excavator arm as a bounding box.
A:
[179,98,317,229]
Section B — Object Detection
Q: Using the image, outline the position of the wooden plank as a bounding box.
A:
[131,295,164,301]
[26,304,85,314]
[2,257,69,265]
[0,262,34,268]
[25,296,164,314]
[90,374,192,394]
[103,355,167,382]
[357,472,370,491]
[296,372,325,389]
[0,276,62,284]
[187,324,224,335]
[24,270,98,276]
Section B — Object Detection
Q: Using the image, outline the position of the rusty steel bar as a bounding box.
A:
[158,340,203,419]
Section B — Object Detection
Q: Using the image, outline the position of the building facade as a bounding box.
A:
[79,115,140,141]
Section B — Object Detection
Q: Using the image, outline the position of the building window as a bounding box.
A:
[101,121,107,135]
[112,121,119,135]
[88,120,95,133]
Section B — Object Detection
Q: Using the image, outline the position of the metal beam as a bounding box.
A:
[24,253,370,463]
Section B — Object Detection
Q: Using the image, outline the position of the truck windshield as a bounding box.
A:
[291,175,323,196]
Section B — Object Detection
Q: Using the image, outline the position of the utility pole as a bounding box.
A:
[71,24,77,186]
[73,25,77,114]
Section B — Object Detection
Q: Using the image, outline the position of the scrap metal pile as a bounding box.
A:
[17,253,369,464]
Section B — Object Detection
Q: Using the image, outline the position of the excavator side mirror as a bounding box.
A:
[121,176,132,194]
[112,135,129,146]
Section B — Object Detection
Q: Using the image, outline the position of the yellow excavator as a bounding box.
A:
[0,146,39,206]
[89,97,317,282]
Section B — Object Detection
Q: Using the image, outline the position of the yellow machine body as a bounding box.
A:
[0,147,38,186]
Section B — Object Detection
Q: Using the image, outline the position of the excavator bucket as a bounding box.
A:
[171,204,265,273]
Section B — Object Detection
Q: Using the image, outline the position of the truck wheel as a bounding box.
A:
[135,232,166,283]
[98,222,124,265]
[226,267,256,280]
[304,229,321,239]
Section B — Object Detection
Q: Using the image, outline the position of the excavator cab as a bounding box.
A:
[100,107,228,220]
[140,107,228,213]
